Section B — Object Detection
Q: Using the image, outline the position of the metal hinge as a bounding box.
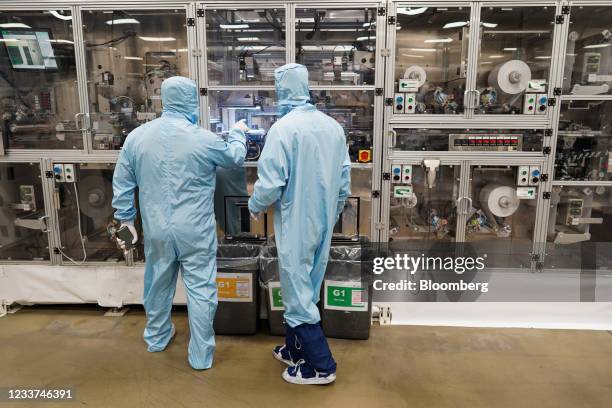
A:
[187,18,195,27]
[543,192,552,199]
[548,98,556,106]
[378,7,386,16]
[200,88,207,96]
[555,15,564,24]
[543,146,552,155]
[381,48,391,57]
[374,222,385,230]
[375,88,383,96]
[372,190,380,198]
[544,129,553,137]
[388,15,396,25]
[562,5,570,14]
[45,171,54,179]
[553,87,562,96]
[197,8,205,17]
[385,98,393,106]
[540,173,549,182]
[382,172,391,180]
[53,247,60,255]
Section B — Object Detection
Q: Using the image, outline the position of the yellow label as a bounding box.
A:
[216,273,252,302]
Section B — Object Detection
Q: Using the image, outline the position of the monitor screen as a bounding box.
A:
[1,30,58,70]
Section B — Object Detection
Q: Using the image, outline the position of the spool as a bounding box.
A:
[479,184,519,218]
[488,60,531,95]
[403,65,427,88]
[78,175,114,220]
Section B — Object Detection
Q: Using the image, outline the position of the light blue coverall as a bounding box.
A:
[112,76,246,370]
[248,64,352,329]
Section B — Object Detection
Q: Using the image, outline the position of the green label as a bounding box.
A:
[272,287,283,308]
[268,282,284,311]
[324,280,367,312]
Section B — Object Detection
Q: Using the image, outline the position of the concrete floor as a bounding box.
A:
[1,306,611,408]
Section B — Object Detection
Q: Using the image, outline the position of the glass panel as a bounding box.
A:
[348,167,372,239]
[466,165,537,267]
[555,100,612,181]
[394,6,470,115]
[208,90,276,162]
[564,6,612,96]
[0,163,48,260]
[388,164,460,242]
[311,90,374,163]
[475,6,555,114]
[0,10,82,149]
[214,167,372,242]
[214,167,268,242]
[209,90,374,163]
[295,8,376,85]
[56,163,127,262]
[394,128,544,152]
[546,185,612,270]
[82,9,189,150]
[206,8,285,85]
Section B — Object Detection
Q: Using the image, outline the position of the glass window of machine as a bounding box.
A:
[82,9,189,150]
[0,10,81,149]
[295,8,377,86]
[206,9,286,86]
[394,6,471,115]
[475,6,555,115]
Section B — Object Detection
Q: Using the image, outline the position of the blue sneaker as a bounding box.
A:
[282,359,336,385]
[273,345,296,366]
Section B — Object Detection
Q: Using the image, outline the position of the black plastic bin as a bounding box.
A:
[320,245,372,340]
[259,245,286,336]
[214,244,261,335]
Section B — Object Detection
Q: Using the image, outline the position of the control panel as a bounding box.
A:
[53,163,77,183]
[449,134,523,151]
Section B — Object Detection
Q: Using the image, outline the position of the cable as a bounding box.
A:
[58,182,87,265]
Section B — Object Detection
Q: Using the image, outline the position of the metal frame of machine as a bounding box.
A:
[0,0,610,308]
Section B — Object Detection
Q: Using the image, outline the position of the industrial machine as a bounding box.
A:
[82,10,188,150]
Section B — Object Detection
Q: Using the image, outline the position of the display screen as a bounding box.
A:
[1,30,58,70]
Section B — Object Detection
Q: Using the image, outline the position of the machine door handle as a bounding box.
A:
[74,113,90,131]
[456,196,472,215]
[463,89,471,110]
[389,129,397,149]
[472,90,481,111]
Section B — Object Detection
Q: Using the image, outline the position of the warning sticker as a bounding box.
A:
[324,280,367,312]
[268,281,284,311]
[216,273,252,302]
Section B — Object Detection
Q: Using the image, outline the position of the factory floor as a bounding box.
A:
[1,306,611,408]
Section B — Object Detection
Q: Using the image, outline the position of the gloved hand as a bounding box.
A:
[250,211,261,221]
[117,220,138,250]
[233,119,250,133]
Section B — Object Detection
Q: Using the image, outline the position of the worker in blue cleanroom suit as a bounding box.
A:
[248,64,351,385]
[112,76,247,370]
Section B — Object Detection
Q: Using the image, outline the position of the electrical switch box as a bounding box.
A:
[401,165,412,183]
[517,166,530,186]
[53,163,65,183]
[391,164,402,183]
[529,166,541,185]
[524,94,536,114]
[393,94,405,114]
[404,93,416,114]
[536,94,548,115]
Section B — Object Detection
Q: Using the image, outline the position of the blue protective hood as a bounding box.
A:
[161,76,199,124]
[274,63,310,117]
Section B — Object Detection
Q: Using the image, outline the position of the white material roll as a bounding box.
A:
[403,65,427,88]
[488,60,531,95]
[480,184,520,218]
